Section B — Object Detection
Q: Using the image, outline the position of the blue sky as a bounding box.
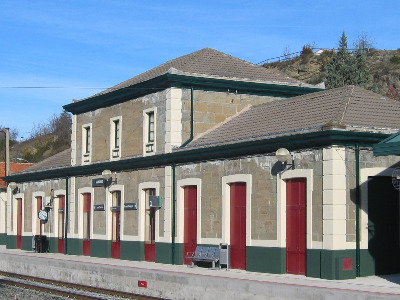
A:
[0,0,398,138]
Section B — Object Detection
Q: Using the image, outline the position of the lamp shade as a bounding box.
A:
[102,169,112,176]
[275,148,291,162]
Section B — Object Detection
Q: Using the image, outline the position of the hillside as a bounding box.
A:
[2,49,400,164]
[1,111,71,164]
[263,49,400,98]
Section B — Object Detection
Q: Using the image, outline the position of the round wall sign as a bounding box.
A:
[38,209,48,222]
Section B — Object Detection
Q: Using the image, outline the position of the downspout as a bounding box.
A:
[355,145,360,277]
[172,87,193,264]
[180,87,194,147]
[171,163,176,264]
[64,176,69,255]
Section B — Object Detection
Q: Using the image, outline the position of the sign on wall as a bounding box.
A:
[124,203,137,210]
[94,204,105,211]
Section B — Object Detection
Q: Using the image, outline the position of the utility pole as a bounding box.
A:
[1,128,10,177]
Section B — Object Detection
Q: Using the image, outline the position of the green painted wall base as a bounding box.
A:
[320,249,356,280]
[307,249,322,278]
[0,233,6,245]
[6,235,16,249]
[0,235,375,280]
[157,242,183,264]
[121,241,144,261]
[359,249,375,277]
[65,238,82,255]
[91,239,111,258]
[247,246,285,274]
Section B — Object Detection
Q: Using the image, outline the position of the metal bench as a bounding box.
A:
[186,246,220,269]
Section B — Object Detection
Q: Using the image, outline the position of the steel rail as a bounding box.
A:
[0,271,165,300]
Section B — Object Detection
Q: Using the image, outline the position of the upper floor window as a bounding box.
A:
[82,124,92,163]
[110,117,121,159]
[143,108,156,155]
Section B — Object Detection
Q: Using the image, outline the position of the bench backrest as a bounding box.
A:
[194,246,220,260]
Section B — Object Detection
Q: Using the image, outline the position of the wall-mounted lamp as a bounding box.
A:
[102,169,117,187]
[275,148,295,172]
[44,189,60,210]
[8,182,19,194]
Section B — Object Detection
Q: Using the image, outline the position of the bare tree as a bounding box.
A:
[353,32,375,50]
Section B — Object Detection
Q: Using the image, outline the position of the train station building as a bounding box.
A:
[2,48,400,280]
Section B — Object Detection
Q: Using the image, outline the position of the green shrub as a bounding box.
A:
[390,55,400,64]
[301,44,313,56]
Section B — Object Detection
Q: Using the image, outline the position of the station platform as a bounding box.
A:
[0,246,400,299]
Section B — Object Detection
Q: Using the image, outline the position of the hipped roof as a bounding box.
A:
[187,86,400,148]
[83,48,310,100]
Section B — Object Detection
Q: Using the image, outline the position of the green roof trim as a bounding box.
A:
[373,131,400,156]
[4,130,388,183]
[63,73,322,115]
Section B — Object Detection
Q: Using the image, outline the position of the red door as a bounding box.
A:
[145,189,156,262]
[111,191,121,259]
[184,186,197,264]
[37,197,43,235]
[286,178,306,275]
[58,196,65,254]
[230,182,246,270]
[82,193,91,256]
[16,198,22,249]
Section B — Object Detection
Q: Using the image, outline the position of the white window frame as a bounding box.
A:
[32,191,45,236]
[143,108,157,156]
[82,123,92,164]
[110,117,122,160]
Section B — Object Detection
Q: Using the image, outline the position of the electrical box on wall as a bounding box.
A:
[149,195,162,208]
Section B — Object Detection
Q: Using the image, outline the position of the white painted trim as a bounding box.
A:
[138,182,160,242]
[71,114,77,166]
[221,174,252,245]
[32,191,45,236]
[143,107,157,156]
[77,187,94,240]
[176,178,202,244]
[53,190,66,241]
[106,185,124,241]
[360,167,394,249]
[109,116,122,161]
[165,88,183,153]
[11,193,24,236]
[159,166,172,243]
[81,123,92,165]
[278,169,314,249]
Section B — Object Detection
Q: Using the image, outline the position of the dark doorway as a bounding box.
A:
[368,176,400,275]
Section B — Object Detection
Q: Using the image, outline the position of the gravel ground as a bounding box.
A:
[0,282,69,299]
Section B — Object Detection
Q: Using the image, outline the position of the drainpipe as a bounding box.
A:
[355,145,360,277]
[171,87,193,264]
[64,176,69,255]
[180,87,194,147]
[171,163,176,264]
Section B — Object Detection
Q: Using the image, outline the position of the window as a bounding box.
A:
[114,120,120,149]
[82,124,92,163]
[143,108,156,155]
[110,118,121,159]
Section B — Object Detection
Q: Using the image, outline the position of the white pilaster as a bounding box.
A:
[323,146,347,250]
[165,88,182,153]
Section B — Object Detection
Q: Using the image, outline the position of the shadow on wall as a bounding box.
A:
[354,163,400,276]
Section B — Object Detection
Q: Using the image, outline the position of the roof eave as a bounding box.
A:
[63,73,323,115]
[3,130,387,183]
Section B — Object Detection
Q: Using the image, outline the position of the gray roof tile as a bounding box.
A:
[18,149,71,174]
[187,86,400,148]
[85,48,307,100]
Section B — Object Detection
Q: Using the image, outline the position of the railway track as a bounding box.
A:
[0,271,165,300]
